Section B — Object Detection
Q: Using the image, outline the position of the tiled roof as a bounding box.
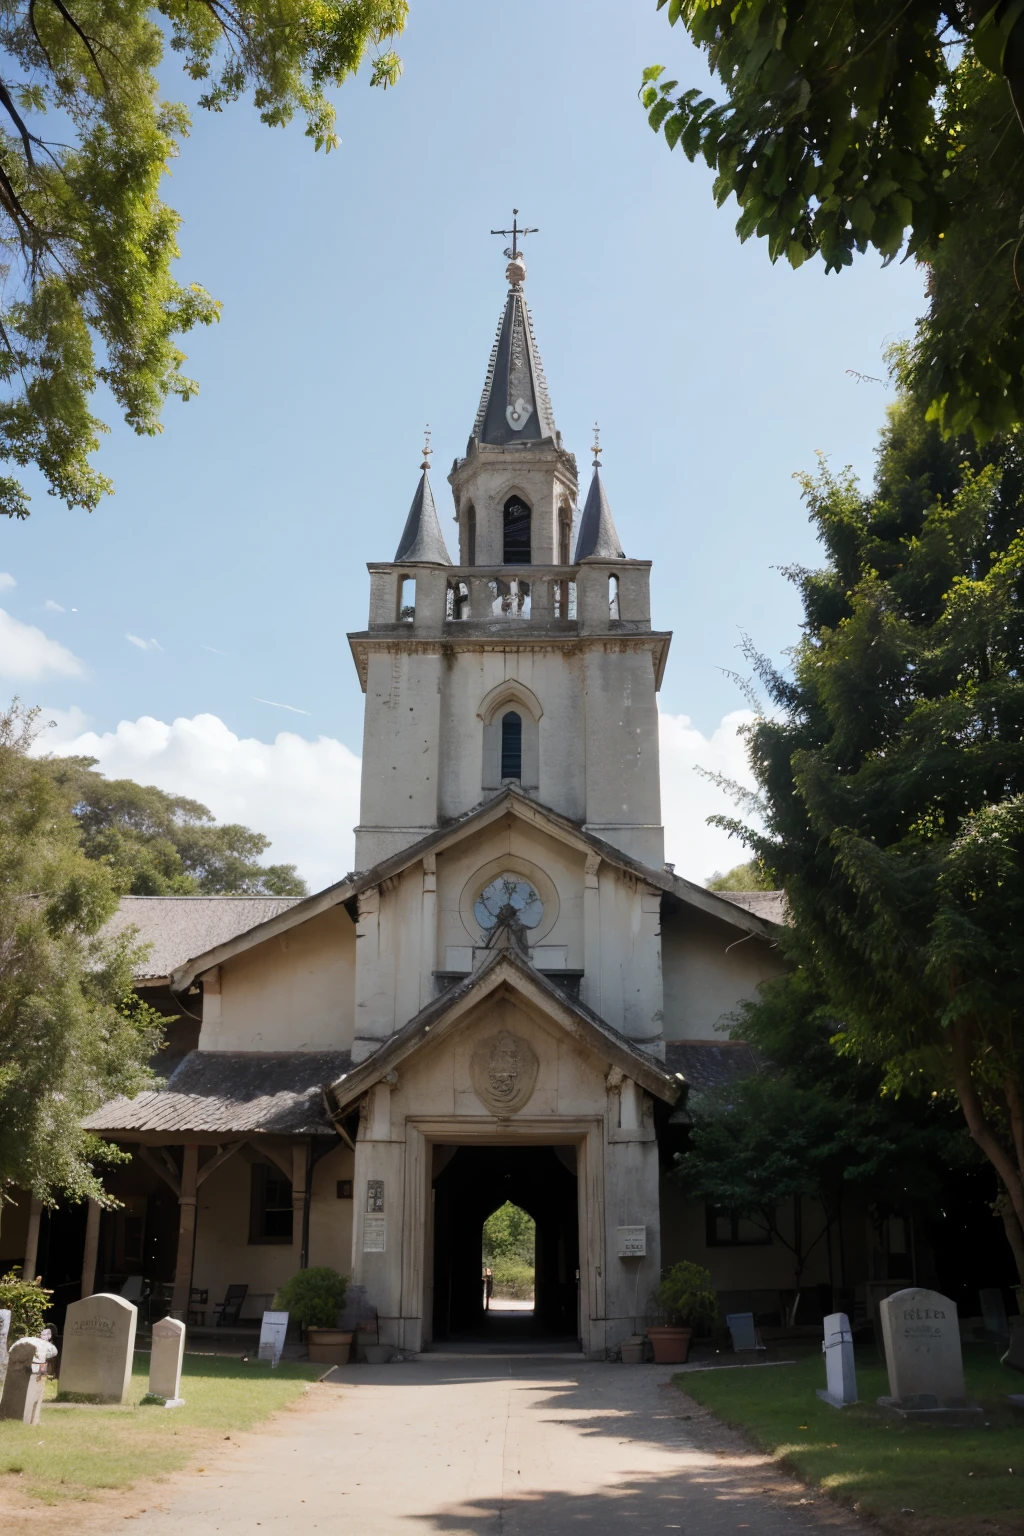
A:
[102,895,303,980]
[82,1050,349,1137]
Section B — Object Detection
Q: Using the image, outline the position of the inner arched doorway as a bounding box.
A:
[431,1144,579,1345]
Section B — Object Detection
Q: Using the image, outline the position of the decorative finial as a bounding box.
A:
[490,208,538,290]
[420,424,432,472]
[591,422,602,470]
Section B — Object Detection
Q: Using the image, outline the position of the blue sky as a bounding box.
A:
[1,0,925,886]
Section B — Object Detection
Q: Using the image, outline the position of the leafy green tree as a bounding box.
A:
[0,702,165,1225]
[482,1201,535,1266]
[705,859,772,892]
[714,394,1024,1282]
[641,4,1024,439]
[0,0,407,519]
[43,755,307,895]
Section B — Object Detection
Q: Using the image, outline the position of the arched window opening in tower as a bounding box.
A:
[398,576,416,622]
[557,503,572,565]
[608,573,620,620]
[503,497,531,564]
[501,711,523,780]
[466,504,476,566]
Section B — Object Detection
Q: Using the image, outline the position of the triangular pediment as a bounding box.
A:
[170,788,778,992]
[325,946,681,1117]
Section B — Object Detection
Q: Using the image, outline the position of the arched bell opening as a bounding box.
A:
[503,496,532,564]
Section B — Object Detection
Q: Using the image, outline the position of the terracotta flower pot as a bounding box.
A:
[646,1325,693,1364]
[305,1328,353,1365]
[620,1336,645,1364]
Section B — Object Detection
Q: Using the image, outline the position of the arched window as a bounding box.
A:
[465,504,476,566]
[503,497,531,565]
[608,572,620,620]
[500,711,522,780]
[398,575,415,622]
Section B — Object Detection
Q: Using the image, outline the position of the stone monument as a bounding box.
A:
[0,1335,57,1425]
[0,1308,10,1388]
[59,1292,137,1403]
[817,1311,857,1408]
[147,1316,186,1406]
[879,1287,980,1419]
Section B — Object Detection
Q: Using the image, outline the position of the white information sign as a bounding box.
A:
[258,1310,289,1367]
[617,1225,647,1258]
[363,1215,386,1253]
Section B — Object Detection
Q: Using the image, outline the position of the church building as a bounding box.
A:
[8,241,838,1356]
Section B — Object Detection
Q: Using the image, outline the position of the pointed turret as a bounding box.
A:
[574,427,624,559]
[393,432,452,564]
[471,247,557,447]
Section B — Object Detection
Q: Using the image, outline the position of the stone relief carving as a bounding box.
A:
[470,1029,539,1115]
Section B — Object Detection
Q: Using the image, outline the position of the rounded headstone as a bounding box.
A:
[879,1287,965,1408]
[59,1292,138,1404]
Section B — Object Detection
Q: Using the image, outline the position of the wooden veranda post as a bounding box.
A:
[170,1143,200,1319]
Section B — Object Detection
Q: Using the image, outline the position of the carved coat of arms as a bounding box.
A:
[469,1029,539,1115]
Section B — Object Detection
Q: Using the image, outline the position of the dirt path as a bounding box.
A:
[4,1359,870,1535]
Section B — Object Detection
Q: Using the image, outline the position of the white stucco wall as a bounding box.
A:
[660,902,785,1040]
[201,906,357,1052]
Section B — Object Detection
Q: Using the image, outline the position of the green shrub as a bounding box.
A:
[490,1258,535,1300]
[0,1269,52,1339]
[272,1267,347,1330]
[653,1262,717,1329]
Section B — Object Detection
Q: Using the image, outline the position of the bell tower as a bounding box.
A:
[348,229,671,873]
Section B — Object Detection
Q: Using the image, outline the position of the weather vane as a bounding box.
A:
[591,422,602,470]
[420,424,432,472]
[491,209,538,289]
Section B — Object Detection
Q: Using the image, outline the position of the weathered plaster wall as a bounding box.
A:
[192,1142,354,1311]
[202,907,356,1052]
[660,903,785,1041]
[355,647,444,868]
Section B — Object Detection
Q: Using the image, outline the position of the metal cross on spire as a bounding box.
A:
[490,208,538,260]
[591,422,602,470]
[420,424,432,472]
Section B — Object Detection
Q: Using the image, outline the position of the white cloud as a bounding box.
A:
[36,703,759,895]
[126,634,162,652]
[44,712,362,891]
[0,609,83,680]
[44,599,65,613]
[659,708,760,885]
[0,572,15,592]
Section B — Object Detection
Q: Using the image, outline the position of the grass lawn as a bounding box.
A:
[677,1343,1024,1532]
[0,1353,322,1504]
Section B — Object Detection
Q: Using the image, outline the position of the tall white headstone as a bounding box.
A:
[817,1312,857,1408]
[0,1308,11,1388]
[258,1311,289,1367]
[148,1316,186,1406]
[879,1287,977,1416]
[0,1336,57,1425]
[59,1293,137,1403]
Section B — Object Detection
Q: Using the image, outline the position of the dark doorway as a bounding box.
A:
[432,1144,579,1348]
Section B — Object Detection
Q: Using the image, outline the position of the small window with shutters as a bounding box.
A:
[500,711,522,780]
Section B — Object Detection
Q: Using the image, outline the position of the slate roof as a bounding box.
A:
[574,468,625,561]
[82,1050,349,1137]
[664,1040,763,1094]
[473,288,557,446]
[393,468,452,564]
[716,890,787,925]
[102,895,302,982]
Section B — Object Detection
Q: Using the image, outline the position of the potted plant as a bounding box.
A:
[646,1262,717,1364]
[273,1267,350,1364]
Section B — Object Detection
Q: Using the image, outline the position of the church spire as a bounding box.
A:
[574,427,625,560]
[472,212,557,447]
[393,428,452,564]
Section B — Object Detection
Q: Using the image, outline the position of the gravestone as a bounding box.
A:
[1003,1317,1024,1373]
[148,1316,185,1406]
[878,1287,980,1419]
[817,1311,857,1408]
[258,1311,289,1368]
[725,1312,762,1352]
[0,1336,57,1425]
[59,1293,137,1403]
[979,1287,1009,1339]
[0,1308,10,1388]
